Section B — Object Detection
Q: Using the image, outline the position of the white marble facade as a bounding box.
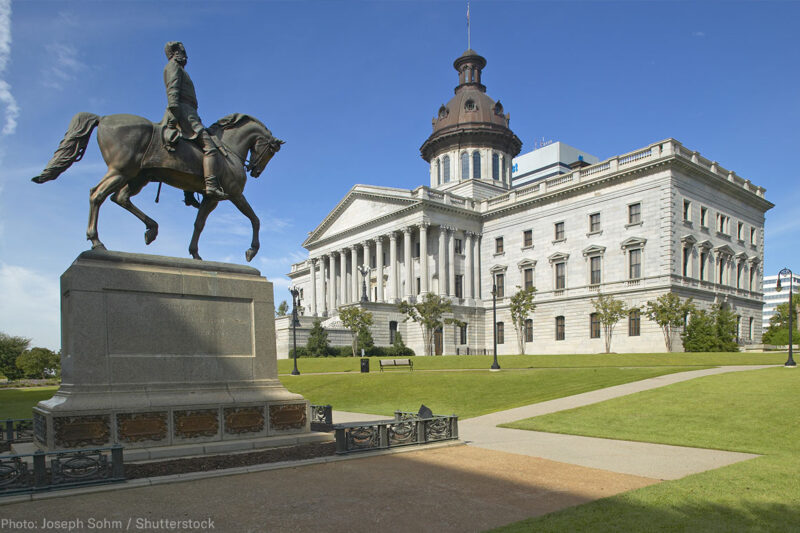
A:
[279,138,772,357]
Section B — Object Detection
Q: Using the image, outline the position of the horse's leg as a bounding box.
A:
[229,194,260,262]
[111,178,159,245]
[87,169,128,249]
[188,196,219,260]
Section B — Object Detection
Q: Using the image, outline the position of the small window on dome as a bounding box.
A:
[494,102,504,115]
[438,105,449,119]
[464,99,476,112]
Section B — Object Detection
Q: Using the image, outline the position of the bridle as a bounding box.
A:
[246,137,280,178]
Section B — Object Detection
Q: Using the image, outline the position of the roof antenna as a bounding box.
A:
[467,1,471,50]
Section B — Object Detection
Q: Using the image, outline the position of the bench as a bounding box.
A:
[379,358,413,372]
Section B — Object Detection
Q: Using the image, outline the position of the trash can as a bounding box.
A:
[360,358,370,373]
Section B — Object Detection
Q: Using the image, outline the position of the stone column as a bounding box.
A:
[474,234,482,299]
[403,227,413,299]
[419,223,429,295]
[389,232,398,302]
[362,240,372,300]
[351,246,358,302]
[376,236,384,302]
[438,225,447,296]
[465,232,474,299]
[339,249,348,305]
[310,257,318,316]
[329,252,337,313]
[447,227,456,297]
[321,254,330,316]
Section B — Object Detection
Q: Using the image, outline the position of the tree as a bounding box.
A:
[591,294,628,354]
[682,305,739,352]
[763,302,800,346]
[714,305,739,352]
[509,286,537,354]
[276,300,289,317]
[306,319,330,357]
[357,326,374,354]
[0,332,31,381]
[398,293,456,356]
[338,306,373,357]
[644,294,695,352]
[16,347,60,379]
[389,331,412,357]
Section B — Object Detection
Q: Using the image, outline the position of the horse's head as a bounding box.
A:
[247,135,284,178]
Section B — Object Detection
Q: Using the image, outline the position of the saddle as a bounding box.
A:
[142,119,234,179]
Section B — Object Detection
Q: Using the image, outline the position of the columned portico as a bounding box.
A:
[403,227,413,299]
[376,237,384,302]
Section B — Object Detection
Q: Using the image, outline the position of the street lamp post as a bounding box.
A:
[776,268,796,367]
[289,287,301,376]
[358,265,371,303]
[490,283,500,371]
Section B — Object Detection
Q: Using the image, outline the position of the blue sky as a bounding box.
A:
[1,0,798,350]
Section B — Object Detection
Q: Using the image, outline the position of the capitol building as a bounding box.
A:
[276,49,773,357]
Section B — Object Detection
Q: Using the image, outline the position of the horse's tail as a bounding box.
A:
[31,112,101,184]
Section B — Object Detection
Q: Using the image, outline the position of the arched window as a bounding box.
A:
[443,155,451,183]
[436,159,441,185]
[492,153,499,180]
[502,156,507,182]
[472,151,481,179]
[461,152,469,180]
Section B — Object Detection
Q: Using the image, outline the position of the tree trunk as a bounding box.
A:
[604,325,612,353]
[351,334,357,357]
[663,326,673,352]
[517,325,525,355]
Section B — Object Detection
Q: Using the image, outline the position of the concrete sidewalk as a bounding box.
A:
[459,365,769,479]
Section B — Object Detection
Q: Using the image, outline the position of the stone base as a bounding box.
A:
[34,250,313,456]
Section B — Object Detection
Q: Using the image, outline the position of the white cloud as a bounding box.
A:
[0,0,17,136]
[692,31,706,38]
[0,263,60,350]
[42,42,86,90]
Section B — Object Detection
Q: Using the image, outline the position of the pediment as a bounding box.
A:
[620,237,647,249]
[582,245,606,256]
[680,234,697,245]
[714,244,735,256]
[489,264,508,273]
[548,252,570,263]
[304,188,416,246]
[517,259,537,269]
[697,240,713,250]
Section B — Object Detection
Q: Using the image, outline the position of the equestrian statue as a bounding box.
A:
[31,41,283,262]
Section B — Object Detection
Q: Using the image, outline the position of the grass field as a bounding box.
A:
[0,386,58,419]
[276,352,783,374]
[494,367,800,532]
[278,367,703,419]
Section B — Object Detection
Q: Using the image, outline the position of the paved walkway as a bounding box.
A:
[338,365,769,480]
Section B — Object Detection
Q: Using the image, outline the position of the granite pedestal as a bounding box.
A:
[33,250,327,456]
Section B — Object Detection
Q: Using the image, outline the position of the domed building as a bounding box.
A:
[278,48,772,357]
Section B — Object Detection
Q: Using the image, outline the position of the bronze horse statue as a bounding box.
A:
[32,112,283,262]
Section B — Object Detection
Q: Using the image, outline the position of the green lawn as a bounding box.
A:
[494,367,800,532]
[278,367,702,419]
[0,386,57,419]
[277,352,783,374]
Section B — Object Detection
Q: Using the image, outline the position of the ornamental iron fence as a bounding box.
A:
[0,445,125,496]
[333,412,458,454]
[2,419,34,444]
[310,404,333,432]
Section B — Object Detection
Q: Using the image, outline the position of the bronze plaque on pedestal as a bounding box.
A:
[269,404,307,431]
[224,407,265,435]
[54,415,111,448]
[117,412,168,443]
[174,409,219,439]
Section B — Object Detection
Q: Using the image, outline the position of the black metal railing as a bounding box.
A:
[333,412,458,455]
[2,419,34,444]
[310,404,333,432]
[0,445,125,496]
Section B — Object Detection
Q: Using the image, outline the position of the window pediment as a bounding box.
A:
[681,234,697,245]
[582,245,606,257]
[489,264,508,273]
[714,244,735,256]
[517,259,537,269]
[697,240,713,251]
[548,252,570,263]
[620,237,647,250]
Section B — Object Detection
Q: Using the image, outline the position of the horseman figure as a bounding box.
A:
[163,41,226,200]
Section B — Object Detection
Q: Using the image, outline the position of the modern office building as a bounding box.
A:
[762,273,800,326]
[276,49,773,357]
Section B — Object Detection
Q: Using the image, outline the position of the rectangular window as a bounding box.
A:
[718,258,725,284]
[455,275,463,298]
[590,313,601,339]
[495,237,504,254]
[496,322,504,344]
[683,199,691,221]
[589,213,601,233]
[700,207,708,228]
[737,222,744,241]
[749,267,755,290]
[371,254,376,268]
[590,256,601,285]
[554,222,565,240]
[700,252,707,281]
[717,214,729,234]
[523,229,533,247]
[495,273,505,298]
[555,316,565,341]
[629,249,642,279]
[415,241,420,258]
[524,268,534,290]
[524,319,533,342]
[750,227,756,245]
[416,277,421,294]
[682,247,690,277]
[737,263,743,288]
[460,324,467,345]
[454,238,463,254]
[628,203,641,224]
[628,309,641,336]
[389,321,398,344]
[555,262,566,289]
